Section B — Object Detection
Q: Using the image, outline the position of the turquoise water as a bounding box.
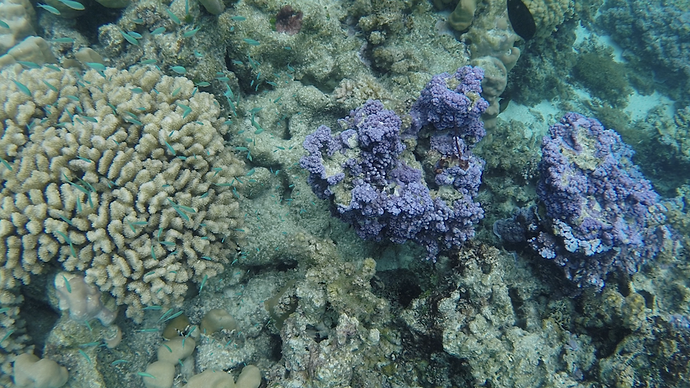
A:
[1,0,689,386]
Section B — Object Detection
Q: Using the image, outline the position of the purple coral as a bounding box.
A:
[530,113,670,288]
[300,67,489,259]
[409,66,489,143]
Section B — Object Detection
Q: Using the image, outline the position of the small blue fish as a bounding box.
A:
[166,9,180,24]
[61,274,72,292]
[170,65,186,74]
[243,38,260,46]
[129,31,142,39]
[17,61,40,69]
[0,20,9,29]
[53,37,75,43]
[124,116,142,126]
[231,16,246,21]
[78,349,92,364]
[199,274,208,292]
[12,80,31,96]
[164,140,176,155]
[57,0,84,10]
[183,27,200,38]
[36,3,61,15]
[0,157,13,171]
[119,29,139,45]
[151,27,165,35]
[1,330,15,344]
[85,62,105,71]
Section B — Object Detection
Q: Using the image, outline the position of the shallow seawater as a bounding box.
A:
[1,0,689,387]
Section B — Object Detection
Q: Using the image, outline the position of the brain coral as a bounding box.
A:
[0,64,244,321]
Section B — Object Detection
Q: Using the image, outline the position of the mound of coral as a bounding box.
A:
[0,64,245,321]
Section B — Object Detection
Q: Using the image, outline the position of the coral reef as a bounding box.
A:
[447,0,478,31]
[397,244,596,387]
[597,0,690,104]
[0,290,31,387]
[572,52,631,108]
[54,272,117,325]
[12,352,69,388]
[495,113,672,288]
[301,67,487,259]
[509,0,576,39]
[667,184,690,249]
[0,0,36,56]
[659,105,690,164]
[474,118,540,237]
[612,105,690,196]
[1,0,689,387]
[274,5,302,35]
[346,0,469,88]
[0,64,244,321]
[182,232,393,388]
[461,0,521,128]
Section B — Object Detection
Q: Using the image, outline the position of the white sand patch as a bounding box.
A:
[574,23,625,63]
[625,91,675,121]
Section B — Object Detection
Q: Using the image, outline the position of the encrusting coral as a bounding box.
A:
[54,271,117,325]
[12,352,69,388]
[0,64,245,321]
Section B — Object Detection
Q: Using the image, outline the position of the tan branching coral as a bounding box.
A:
[0,64,244,321]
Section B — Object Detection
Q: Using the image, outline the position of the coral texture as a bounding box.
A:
[12,353,69,388]
[399,245,596,387]
[0,0,36,56]
[0,64,244,321]
[597,0,690,102]
[530,113,669,287]
[519,0,576,39]
[301,67,487,259]
[54,272,117,325]
[275,5,303,35]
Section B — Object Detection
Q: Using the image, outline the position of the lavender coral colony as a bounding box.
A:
[301,66,488,259]
[495,113,671,288]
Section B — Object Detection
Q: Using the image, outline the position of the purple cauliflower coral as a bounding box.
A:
[527,113,670,287]
[301,68,489,259]
[409,66,488,143]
